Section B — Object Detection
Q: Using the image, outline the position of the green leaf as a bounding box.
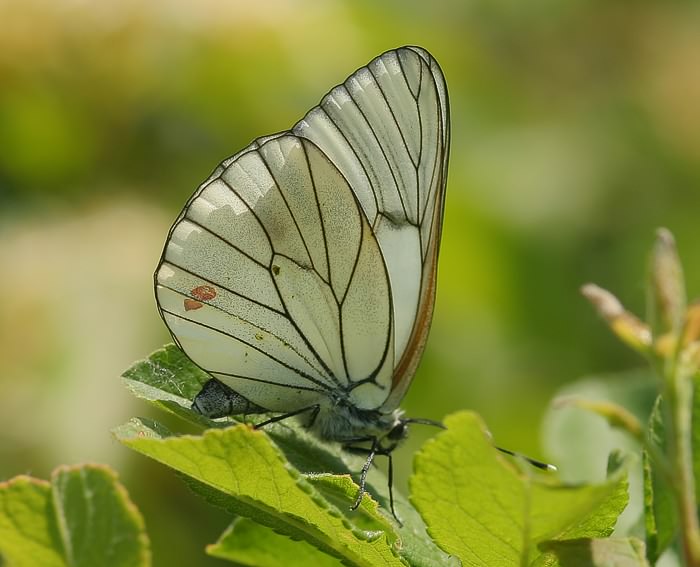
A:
[114,418,404,567]
[542,369,657,484]
[0,477,62,567]
[305,474,398,535]
[120,344,457,567]
[410,411,629,566]
[541,369,658,538]
[534,537,649,567]
[0,464,150,567]
[123,343,211,401]
[642,396,677,562]
[122,344,222,430]
[693,375,700,520]
[306,475,459,567]
[208,517,343,566]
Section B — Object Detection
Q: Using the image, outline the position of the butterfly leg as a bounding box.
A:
[386,451,397,521]
[343,439,400,522]
[348,437,380,511]
[254,404,321,430]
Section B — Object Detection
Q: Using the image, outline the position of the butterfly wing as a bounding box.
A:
[156,46,448,415]
[292,46,450,410]
[155,134,395,412]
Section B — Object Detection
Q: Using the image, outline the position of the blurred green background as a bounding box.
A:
[1,0,699,564]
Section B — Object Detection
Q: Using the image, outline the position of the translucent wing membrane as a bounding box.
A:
[155,46,449,414]
[156,136,394,412]
[293,46,449,410]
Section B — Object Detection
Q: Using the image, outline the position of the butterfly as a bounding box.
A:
[154,46,449,518]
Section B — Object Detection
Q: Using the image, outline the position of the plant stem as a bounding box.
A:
[664,355,700,566]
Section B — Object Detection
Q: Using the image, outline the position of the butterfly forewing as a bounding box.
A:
[293,46,450,410]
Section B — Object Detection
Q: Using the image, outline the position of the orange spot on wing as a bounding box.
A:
[184,299,204,311]
[191,285,217,301]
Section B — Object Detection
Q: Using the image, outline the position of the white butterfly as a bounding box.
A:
[154,46,450,515]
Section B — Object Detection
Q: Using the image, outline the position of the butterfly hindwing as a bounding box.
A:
[155,135,394,413]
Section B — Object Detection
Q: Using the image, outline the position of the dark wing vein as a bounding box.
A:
[330,84,409,221]
[311,107,380,219]
[181,215,269,271]
[218,177,275,253]
[368,61,419,170]
[301,138,334,299]
[158,282,331,382]
[161,307,335,392]
[211,371,325,393]
[255,147,316,274]
[160,260,283,315]
[343,82,411,222]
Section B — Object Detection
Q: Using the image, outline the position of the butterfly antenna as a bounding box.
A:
[496,447,557,472]
[401,417,446,429]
